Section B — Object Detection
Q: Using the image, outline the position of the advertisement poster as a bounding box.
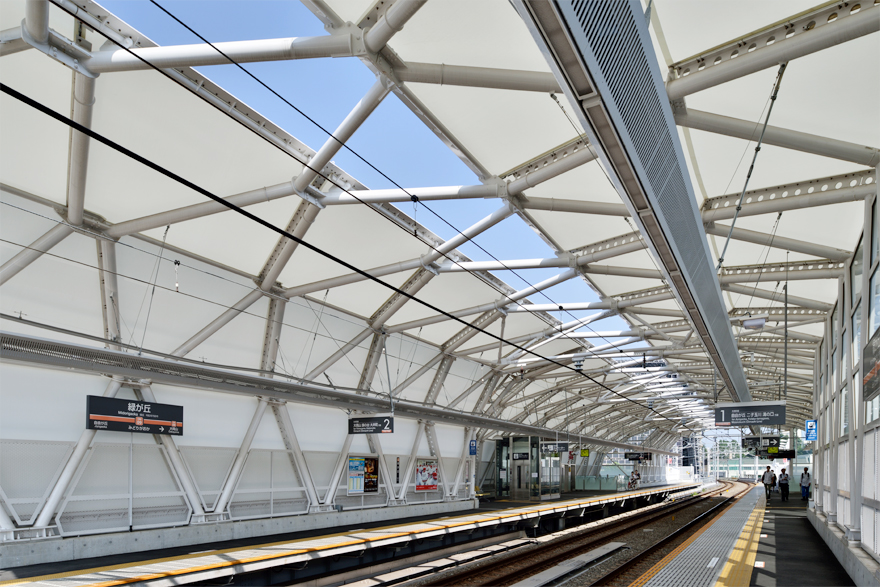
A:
[415,458,439,491]
[348,457,365,495]
[364,457,379,493]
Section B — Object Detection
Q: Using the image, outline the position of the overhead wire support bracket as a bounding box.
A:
[716,62,788,270]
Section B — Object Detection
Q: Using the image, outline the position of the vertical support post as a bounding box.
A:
[270,402,325,511]
[138,385,206,520]
[96,239,121,350]
[450,427,472,498]
[828,316,839,524]
[424,422,450,500]
[260,298,286,375]
[34,376,124,530]
[213,398,269,515]
[322,434,355,505]
[397,420,426,501]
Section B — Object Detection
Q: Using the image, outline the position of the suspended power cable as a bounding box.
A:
[1,77,694,432]
[716,62,788,270]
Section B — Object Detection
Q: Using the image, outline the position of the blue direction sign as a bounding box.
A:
[469,440,477,456]
[805,419,818,441]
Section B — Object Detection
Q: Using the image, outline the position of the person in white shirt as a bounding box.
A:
[800,467,812,501]
[761,466,774,500]
[778,468,790,501]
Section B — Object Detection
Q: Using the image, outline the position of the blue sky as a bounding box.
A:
[100,0,633,340]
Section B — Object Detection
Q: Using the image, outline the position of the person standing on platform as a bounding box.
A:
[801,467,812,501]
[761,466,774,500]
[779,468,790,501]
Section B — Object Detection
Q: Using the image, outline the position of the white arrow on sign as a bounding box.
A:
[159,426,164,432]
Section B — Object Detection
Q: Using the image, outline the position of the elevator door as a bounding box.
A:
[511,461,530,501]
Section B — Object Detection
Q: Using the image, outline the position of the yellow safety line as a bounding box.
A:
[1,484,699,587]
[714,494,766,587]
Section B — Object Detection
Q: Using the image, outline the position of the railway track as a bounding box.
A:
[420,481,742,587]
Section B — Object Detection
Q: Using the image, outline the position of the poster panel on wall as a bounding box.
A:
[415,458,439,491]
[364,457,379,493]
[348,457,365,495]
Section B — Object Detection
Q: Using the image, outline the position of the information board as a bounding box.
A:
[863,326,880,402]
[512,452,529,460]
[805,419,818,442]
[415,459,438,491]
[760,449,796,459]
[87,395,182,435]
[715,401,785,426]
[580,448,590,457]
[348,416,394,434]
[469,440,477,456]
[625,452,652,461]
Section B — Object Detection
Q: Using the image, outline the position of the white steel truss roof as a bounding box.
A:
[0,0,877,448]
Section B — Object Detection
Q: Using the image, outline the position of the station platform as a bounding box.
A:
[632,484,854,587]
[0,483,700,586]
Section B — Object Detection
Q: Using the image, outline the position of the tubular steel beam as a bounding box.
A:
[363,0,428,53]
[395,62,560,92]
[722,283,832,311]
[66,73,96,226]
[293,79,390,193]
[386,268,577,333]
[706,222,851,261]
[96,239,121,350]
[0,223,74,286]
[676,108,880,168]
[86,35,354,73]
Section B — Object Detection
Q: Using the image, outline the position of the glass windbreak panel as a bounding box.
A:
[853,304,862,370]
[831,398,837,439]
[853,375,860,426]
[873,198,879,266]
[869,396,880,424]
[872,270,880,335]
[530,437,540,499]
[832,304,839,344]
[852,237,864,305]
[832,349,838,389]
[841,335,849,383]
[841,389,849,437]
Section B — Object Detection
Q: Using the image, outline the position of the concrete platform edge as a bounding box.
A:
[0,499,479,568]
[807,508,880,587]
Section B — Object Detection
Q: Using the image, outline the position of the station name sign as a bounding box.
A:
[625,452,652,461]
[541,442,569,453]
[759,449,796,459]
[715,401,785,426]
[348,416,394,434]
[87,395,183,435]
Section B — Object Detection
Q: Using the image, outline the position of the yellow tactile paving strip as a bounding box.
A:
[713,494,766,587]
[1,484,701,587]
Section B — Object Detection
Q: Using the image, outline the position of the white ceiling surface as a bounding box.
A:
[0,0,875,439]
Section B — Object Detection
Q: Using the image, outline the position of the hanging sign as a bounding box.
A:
[625,452,652,461]
[348,416,393,434]
[541,442,569,453]
[805,420,818,442]
[715,401,785,426]
[580,448,590,457]
[87,395,183,435]
[469,440,477,456]
[760,449,796,459]
[863,327,880,402]
[415,459,438,491]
